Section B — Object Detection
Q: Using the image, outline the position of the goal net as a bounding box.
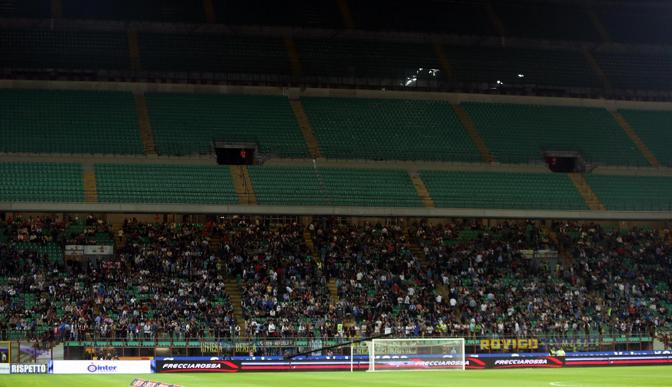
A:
[367,338,465,372]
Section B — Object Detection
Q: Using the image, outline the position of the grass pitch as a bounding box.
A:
[1,366,671,387]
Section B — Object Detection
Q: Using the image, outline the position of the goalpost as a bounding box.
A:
[365,338,465,372]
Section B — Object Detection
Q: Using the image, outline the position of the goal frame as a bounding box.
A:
[366,337,465,372]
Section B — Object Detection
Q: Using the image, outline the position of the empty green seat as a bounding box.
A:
[586,174,672,211]
[146,93,308,158]
[0,163,83,202]
[0,90,142,154]
[420,170,587,210]
[249,166,422,207]
[95,164,238,204]
[619,109,672,167]
[302,97,480,161]
[464,102,647,166]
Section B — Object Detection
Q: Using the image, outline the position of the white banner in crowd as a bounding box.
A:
[65,245,114,259]
[50,360,151,374]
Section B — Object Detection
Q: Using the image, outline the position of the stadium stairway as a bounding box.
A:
[484,1,507,37]
[82,164,98,203]
[51,0,62,18]
[229,166,257,205]
[128,30,142,71]
[133,92,157,155]
[408,171,435,208]
[406,230,451,301]
[611,111,661,168]
[289,99,322,159]
[543,225,573,267]
[451,104,495,163]
[203,0,216,23]
[223,279,246,328]
[302,229,322,265]
[583,48,612,91]
[568,173,607,211]
[432,41,455,82]
[283,36,302,79]
[327,279,339,305]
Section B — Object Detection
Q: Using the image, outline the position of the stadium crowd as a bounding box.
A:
[0,216,670,345]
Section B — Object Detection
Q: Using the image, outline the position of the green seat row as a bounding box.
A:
[0,90,143,155]
[619,109,672,167]
[420,170,587,210]
[464,102,647,166]
[301,97,480,162]
[0,163,83,202]
[95,164,238,205]
[146,93,308,157]
[586,174,672,211]
[249,166,422,207]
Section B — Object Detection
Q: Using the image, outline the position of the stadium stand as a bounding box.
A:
[463,102,647,165]
[618,109,672,167]
[301,97,479,161]
[493,2,600,42]
[596,3,672,45]
[0,163,83,202]
[594,49,672,91]
[145,93,308,157]
[295,38,442,86]
[585,174,672,211]
[419,171,587,210]
[2,0,672,360]
[249,166,422,207]
[348,0,494,36]
[0,90,142,155]
[1,216,670,342]
[0,216,236,340]
[137,33,290,77]
[447,46,600,90]
[0,30,129,71]
[95,164,238,205]
[63,0,205,23]
[0,0,50,18]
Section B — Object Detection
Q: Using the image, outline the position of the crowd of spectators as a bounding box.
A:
[0,215,670,347]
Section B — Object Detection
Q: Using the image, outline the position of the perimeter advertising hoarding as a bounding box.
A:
[154,351,672,372]
[10,364,48,374]
[51,360,152,374]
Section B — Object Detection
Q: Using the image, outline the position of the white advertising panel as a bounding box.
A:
[0,364,9,375]
[51,360,151,374]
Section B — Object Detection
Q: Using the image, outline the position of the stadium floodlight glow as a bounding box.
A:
[364,338,465,372]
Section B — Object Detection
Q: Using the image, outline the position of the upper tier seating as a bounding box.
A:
[63,0,205,23]
[0,90,142,154]
[493,2,599,42]
[446,46,600,90]
[619,109,672,167]
[301,97,480,161]
[585,175,672,211]
[138,33,289,77]
[597,4,672,45]
[464,102,647,165]
[595,49,672,91]
[0,30,129,71]
[249,166,422,207]
[0,163,83,202]
[145,93,308,157]
[420,170,587,210]
[95,164,238,204]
